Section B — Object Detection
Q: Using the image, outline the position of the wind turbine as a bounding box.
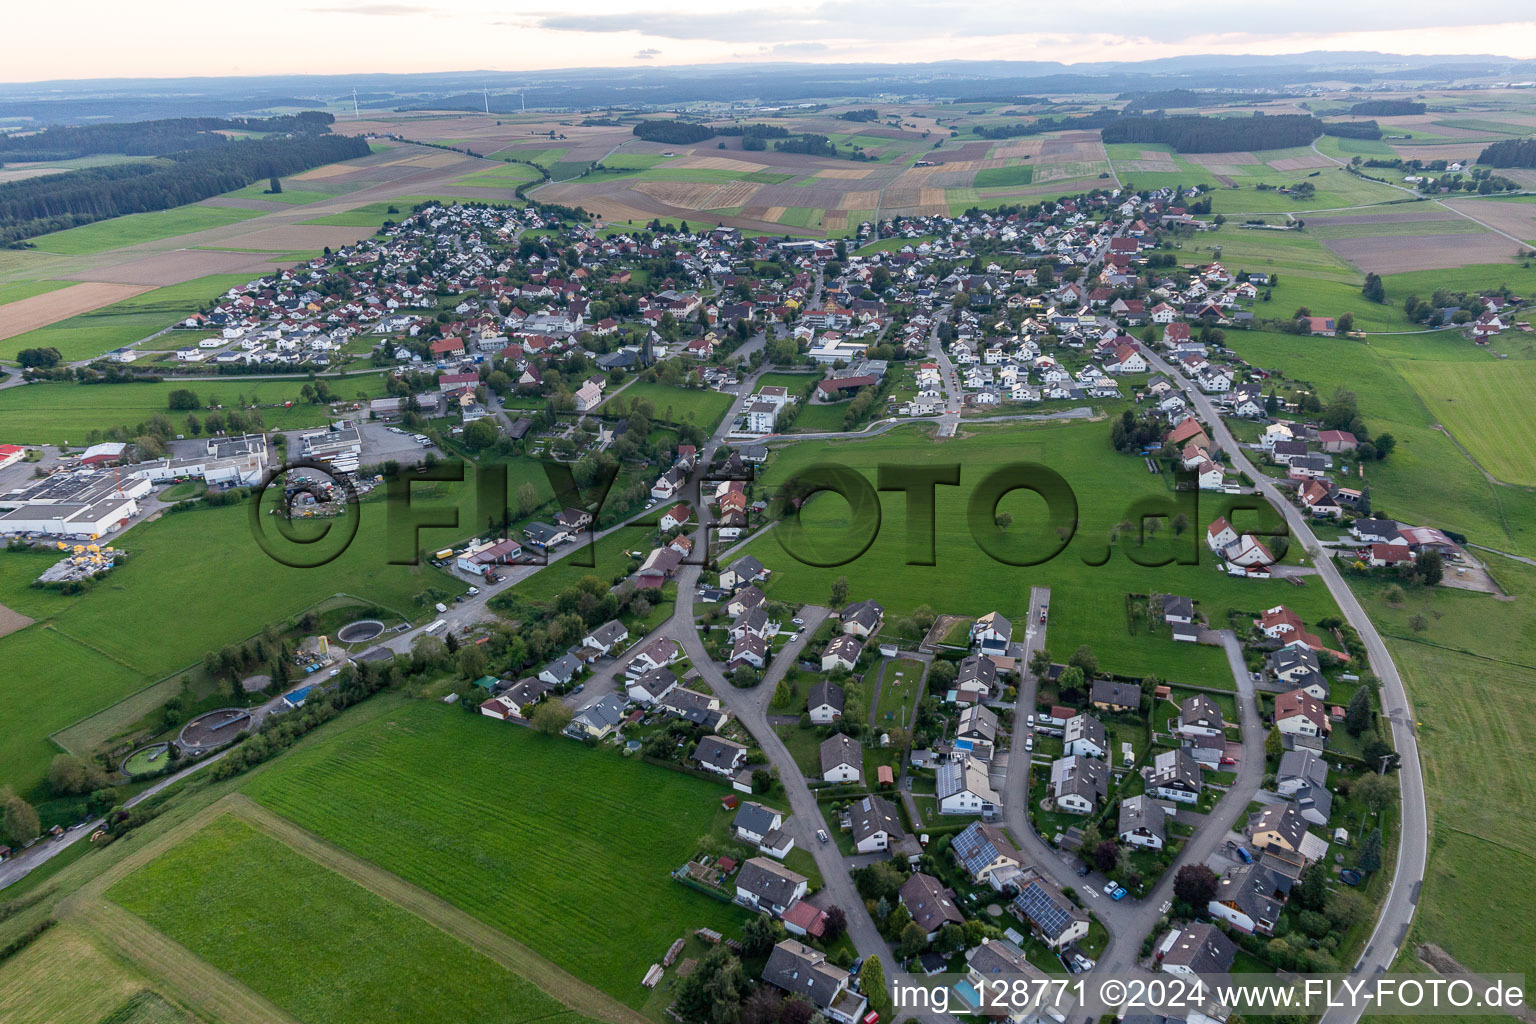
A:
[352,88,360,120]
[483,87,490,115]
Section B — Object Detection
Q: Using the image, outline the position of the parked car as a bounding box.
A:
[1236,847,1253,864]
[792,617,804,625]
[1077,863,1092,877]
[816,829,830,844]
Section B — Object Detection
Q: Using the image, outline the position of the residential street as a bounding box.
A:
[1144,347,1427,1019]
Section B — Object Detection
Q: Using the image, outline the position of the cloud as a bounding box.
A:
[769,41,828,54]
[634,47,661,59]
[536,1,1536,47]
[314,3,433,14]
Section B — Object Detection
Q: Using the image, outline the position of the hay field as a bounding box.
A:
[0,924,162,1024]
[243,699,749,1010]
[108,813,592,1024]
[1398,359,1536,486]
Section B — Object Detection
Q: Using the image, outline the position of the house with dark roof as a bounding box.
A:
[963,940,1056,1021]
[848,794,904,853]
[580,619,629,655]
[971,611,1012,656]
[694,735,748,777]
[720,555,769,591]
[1249,804,1308,854]
[626,667,679,705]
[1176,694,1225,738]
[760,941,867,1024]
[1012,879,1088,949]
[955,654,997,699]
[734,801,794,858]
[951,821,1028,890]
[1063,714,1108,759]
[821,634,864,673]
[840,599,885,637]
[736,858,808,916]
[1049,755,1108,815]
[1118,793,1166,850]
[1091,680,1142,713]
[1209,864,1284,934]
[808,679,845,724]
[1147,748,1203,803]
[820,733,863,784]
[899,872,966,941]
[1156,922,1236,976]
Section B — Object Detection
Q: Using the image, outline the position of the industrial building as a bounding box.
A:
[128,434,269,488]
[298,421,363,473]
[0,470,150,537]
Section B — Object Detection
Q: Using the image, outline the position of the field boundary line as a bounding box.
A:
[68,900,304,1024]
[1437,825,1536,865]
[52,794,303,1024]
[226,794,653,1024]
[42,623,145,674]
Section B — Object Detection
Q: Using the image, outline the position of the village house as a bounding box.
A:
[819,733,863,784]
[808,679,846,724]
[736,858,808,917]
[760,941,867,1024]
[848,794,905,853]
[900,872,966,942]
[950,821,1028,890]
[1118,793,1167,850]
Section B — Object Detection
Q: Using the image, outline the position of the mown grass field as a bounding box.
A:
[242,699,747,1009]
[0,279,72,306]
[221,182,337,205]
[738,420,1337,687]
[1397,359,1536,485]
[0,273,262,362]
[454,162,544,188]
[1351,559,1536,984]
[604,381,734,431]
[0,923,167,1024]
[26,205,266,256]
[109,813,585,1024]
[0,372,392,445]
[0,490,470,796]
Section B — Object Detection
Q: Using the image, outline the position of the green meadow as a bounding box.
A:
[243,698,748,1009]
[27,206,265,256]
[739,420,1340,687]
[109,814,585,1024]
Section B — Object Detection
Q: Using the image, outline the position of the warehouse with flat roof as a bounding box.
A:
[0,471,150,537]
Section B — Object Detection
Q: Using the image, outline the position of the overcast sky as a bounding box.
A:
[8,2,1536,82]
